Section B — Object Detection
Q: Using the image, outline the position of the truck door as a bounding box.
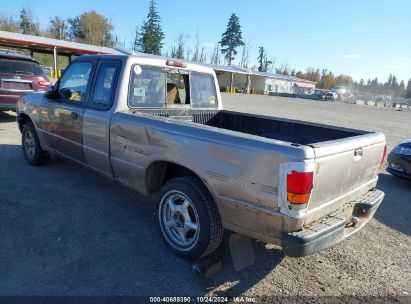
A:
[42,60,95,162]
[83,60,121,177]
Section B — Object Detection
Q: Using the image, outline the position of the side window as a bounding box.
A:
[58,62,92,103]
[91,62,120,109]
[190,72,218,108]
[128,65,165,108]
[166,71,189,105]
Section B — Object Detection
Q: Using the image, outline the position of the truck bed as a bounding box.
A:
[132,108,385,223]
[134,108,368,145]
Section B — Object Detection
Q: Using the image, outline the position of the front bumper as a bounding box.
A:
[281,189,384,257]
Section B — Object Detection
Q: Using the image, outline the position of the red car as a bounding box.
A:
[0,50,51,111]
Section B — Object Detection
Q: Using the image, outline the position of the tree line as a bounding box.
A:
[1,1,410,98]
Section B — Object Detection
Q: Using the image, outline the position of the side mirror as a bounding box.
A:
[45,83,58,98]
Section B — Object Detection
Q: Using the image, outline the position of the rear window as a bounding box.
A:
[190,72,218,108]
[127,64,217,109]
[128,65,166,108]
[0,58,44,75]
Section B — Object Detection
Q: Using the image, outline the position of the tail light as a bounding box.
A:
[166,60,187,68]
[36,81,51,88]
[380,145,387,169]
[287,170,313,204]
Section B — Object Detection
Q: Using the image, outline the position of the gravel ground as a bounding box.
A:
[0,94,410,303]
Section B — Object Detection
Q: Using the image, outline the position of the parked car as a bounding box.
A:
[326,91,338,101]
[331,86,348,95]
[0,49,51,111]
[387,139,411,179]
[314,89,326,100]
[17,54,386,259]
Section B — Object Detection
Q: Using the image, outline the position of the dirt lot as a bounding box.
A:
[0,94,410,302]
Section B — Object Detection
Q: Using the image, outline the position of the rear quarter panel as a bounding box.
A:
[109,112,315,237]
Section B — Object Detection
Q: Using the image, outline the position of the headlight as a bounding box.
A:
[392,145,411,155]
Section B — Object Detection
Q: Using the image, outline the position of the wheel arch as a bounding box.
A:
[18,113,33,132]
[145,161,208,194]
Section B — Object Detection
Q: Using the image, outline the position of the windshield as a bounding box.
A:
[0,58,44,75]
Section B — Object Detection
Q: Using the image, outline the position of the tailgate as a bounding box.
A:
[0,77,34,93]
[306,132,386,222]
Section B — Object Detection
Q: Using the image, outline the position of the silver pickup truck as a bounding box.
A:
[17,54,386,259]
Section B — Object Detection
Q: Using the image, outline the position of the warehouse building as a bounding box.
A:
[207,64,316,95]
[0,30,316,94]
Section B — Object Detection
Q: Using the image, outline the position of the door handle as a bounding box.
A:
[71,112,78,120]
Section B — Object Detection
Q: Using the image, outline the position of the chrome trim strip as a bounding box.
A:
[1,78,33,83]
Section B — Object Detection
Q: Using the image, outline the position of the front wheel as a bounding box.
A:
[22,122,49,165]
[158,176,224,260]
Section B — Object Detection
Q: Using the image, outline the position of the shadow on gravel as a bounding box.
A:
[197,238,283,297]
[0,111,16,123]
[375,173,411,236]
[0,143,284,296]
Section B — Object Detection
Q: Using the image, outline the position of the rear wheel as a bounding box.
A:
[158,176,224,260]
[22,122,49,165]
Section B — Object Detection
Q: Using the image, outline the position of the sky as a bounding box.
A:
[2,0,411,83]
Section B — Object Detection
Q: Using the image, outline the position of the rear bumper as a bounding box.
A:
[0,94,18,111]
[281,189,384,257]
[0,103,16,111]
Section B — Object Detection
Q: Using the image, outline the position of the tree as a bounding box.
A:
[19,7,39,35]
[257,46,265,72]
[399,80,406,97]
[192,31,200,62]
[0,14,19,32]
[68,11,115,47]
[48,16,67,40]
[135,0,164,55]
[239,40,251,68]
[406,78,411,98]
[219,13,244,65]
[322,72,336,89]
[210,44,221,65]
[133,26,140,51]
[174,33,185,59]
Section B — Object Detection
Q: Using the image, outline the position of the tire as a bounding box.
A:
[158,176,224,260]
[22,122,50,165]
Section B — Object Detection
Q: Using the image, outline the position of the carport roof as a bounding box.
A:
[201,63,251,75]
[251,70,315,84]
[0,30,125,56]
[202,62,315,84]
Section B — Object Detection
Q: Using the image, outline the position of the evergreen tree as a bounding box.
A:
[387,74,393,87]
[399,80,406,97]
[405,79,411,98]
[391,75,399,89]
[19,7,39,35]
[219,13,244,65]
[257,46,265,72]
[133,26,140,51]
[136,0,164,55]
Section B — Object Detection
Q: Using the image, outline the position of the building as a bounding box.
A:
[0,30,316,94]
[205,64,316,95]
